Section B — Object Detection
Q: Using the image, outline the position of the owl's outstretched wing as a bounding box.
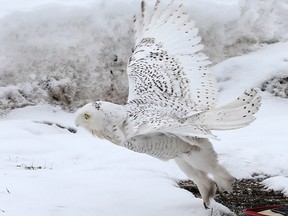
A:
[127,1,218,113]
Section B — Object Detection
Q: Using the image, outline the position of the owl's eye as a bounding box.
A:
[84,113,91,120]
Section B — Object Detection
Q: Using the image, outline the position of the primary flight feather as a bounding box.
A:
[75,0,261,208]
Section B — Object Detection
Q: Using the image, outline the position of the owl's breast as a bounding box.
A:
[123,133,200,160]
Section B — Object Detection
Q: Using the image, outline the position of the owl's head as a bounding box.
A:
[74,102,102,137]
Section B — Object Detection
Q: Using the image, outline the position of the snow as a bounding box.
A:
[1,105,229,216]
[1,0,288,215]
[263,176,288,196]
[213,42,288,99]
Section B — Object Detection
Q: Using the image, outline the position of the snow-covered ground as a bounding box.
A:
[0,105,234,216]
[1,0,288,215]
[1,85,288,216]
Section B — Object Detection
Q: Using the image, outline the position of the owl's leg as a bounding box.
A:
[211,164,235,193]
[183,138,235,193]
[174,158,216,209]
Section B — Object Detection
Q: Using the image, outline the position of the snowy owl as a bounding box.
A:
[75,0,261,208]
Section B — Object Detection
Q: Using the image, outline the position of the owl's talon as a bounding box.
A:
[203,202,209,210]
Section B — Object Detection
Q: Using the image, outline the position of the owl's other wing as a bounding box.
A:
[123,110,218,143]
[127,1,218,113]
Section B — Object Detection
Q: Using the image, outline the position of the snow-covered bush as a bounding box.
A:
[0,0,288,115]
[261,77,288,98]
[0,84,39,111]
[0,1,135,115]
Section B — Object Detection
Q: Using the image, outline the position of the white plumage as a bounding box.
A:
[75,0,261,208]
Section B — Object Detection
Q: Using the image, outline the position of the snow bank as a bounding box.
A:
[263,176,288,196]
[0,0,288,114]
[213,42,288,100]
[185,0,288,62]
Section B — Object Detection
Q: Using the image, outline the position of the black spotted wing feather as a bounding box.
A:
[127,1,218,113]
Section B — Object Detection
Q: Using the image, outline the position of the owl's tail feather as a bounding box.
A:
[192,88,262,130]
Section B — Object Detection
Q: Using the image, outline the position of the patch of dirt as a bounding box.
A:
[34,121,77,133]
[16,163,53,170]
[178,175,288,215]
